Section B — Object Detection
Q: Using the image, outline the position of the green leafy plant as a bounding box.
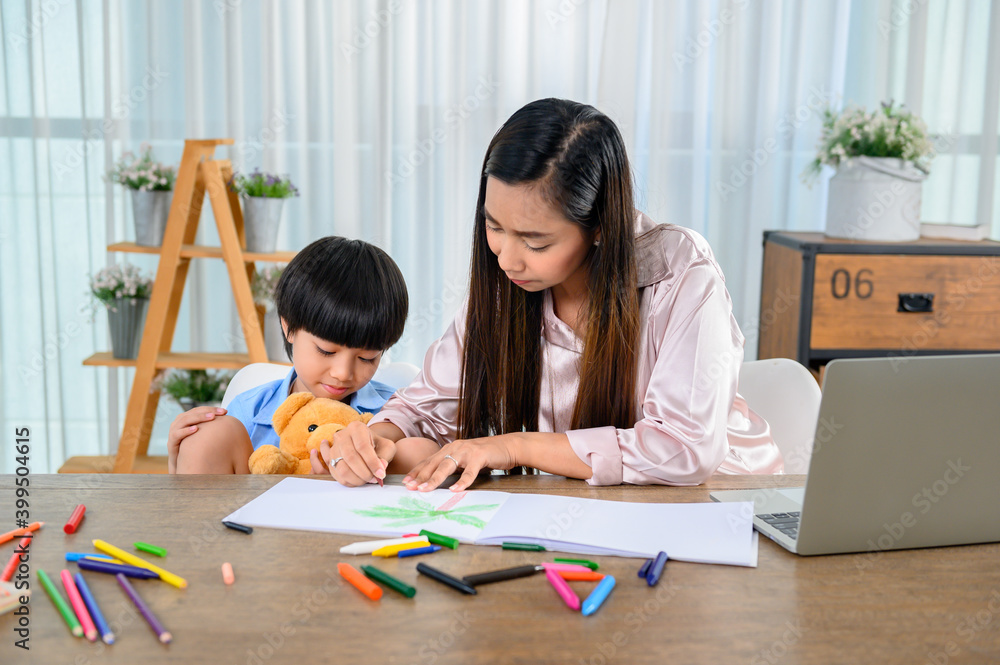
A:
[352,496,499,529]
[803,100,934,183]
[108,143,176,191]
[158,369,233,407]
[229,169,300,199]
[252,264,286,308]
[88,262,153,312]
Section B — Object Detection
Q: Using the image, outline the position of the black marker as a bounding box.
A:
[416,562,477,595]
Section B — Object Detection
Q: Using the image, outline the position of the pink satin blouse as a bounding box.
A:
[370,214,784,485]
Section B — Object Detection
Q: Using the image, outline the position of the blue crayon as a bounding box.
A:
[65,552,116,562]
[582,575,617,616]
[397,544,442,558]
[74,573,115,644]
[646,551,669,587]
[637,558,652,578]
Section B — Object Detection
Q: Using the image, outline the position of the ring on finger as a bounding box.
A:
[443,454,459,467]
[329,456,344,468]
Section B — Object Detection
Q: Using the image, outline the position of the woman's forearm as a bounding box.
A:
[512,432,593,480]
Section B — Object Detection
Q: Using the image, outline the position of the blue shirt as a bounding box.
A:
[227,368,397,451]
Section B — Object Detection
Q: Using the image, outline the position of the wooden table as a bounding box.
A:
[2,474,998,664]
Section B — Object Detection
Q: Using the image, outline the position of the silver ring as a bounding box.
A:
[329,456,344,468]
[443,454,459,467]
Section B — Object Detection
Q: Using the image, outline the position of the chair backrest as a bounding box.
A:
[220,361,421,409]
[738,358,822,474]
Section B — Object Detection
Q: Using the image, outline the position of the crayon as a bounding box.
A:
[337,563,382,601]
[60,570,98,642]
[418,529,459,550]
[501,542,546,551]
[134,542,167,558]
[415,563,477,595]
[116,574,172,643]
[396,545,442,558]
[64,505,86,534]
[221,562,235,585]
[77,559,161,579]
[361,565,416,598]
[92,539,187,589]
[37,568,82,637]
[222,521,253,535]
[582,575,616,616]
[0,522,43,546]
[73,573,115,644]
[544,567,580,611]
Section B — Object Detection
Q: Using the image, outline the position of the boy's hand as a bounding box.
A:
[167,406,227,474]
[310,420,395,487]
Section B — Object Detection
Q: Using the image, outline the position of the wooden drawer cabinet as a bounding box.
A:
[758,231,1000,371]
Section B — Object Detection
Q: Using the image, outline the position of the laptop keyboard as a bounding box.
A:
[759,512,801,539]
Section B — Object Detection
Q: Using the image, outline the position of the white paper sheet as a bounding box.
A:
[223,477,757,567]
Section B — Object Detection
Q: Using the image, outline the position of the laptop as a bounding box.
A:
[710,354,1000,556]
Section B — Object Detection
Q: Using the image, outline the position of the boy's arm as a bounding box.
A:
[369,422,440,474]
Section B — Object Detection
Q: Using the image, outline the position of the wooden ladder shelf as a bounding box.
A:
[63,139,295,473]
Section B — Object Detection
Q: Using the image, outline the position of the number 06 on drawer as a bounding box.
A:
[757,231,1000,373]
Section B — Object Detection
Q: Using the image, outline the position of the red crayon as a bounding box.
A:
[64,505,86,534]
[1,536,32,582]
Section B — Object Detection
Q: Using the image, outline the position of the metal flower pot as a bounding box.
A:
[131,189,173,246]
[241,196,285,253]
[108,297,149,359]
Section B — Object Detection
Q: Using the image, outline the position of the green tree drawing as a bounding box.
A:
[352,496,499,529]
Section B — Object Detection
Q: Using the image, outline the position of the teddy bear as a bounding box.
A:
[247,392,373,474]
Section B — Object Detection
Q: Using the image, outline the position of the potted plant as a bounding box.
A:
[804,101,935,241]
[89,262,154,359]
[158,369,233,410]
[229,170,300,253]
[252,263,287,361]
[108,144,177,246]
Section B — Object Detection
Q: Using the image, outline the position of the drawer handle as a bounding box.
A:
[898,293,934,313]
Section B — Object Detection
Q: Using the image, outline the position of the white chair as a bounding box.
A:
[738,358,822,474]
[221,361,421,409]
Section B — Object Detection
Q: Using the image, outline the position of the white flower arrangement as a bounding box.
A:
[89,263,153,312]
[108,143,176,192]
[804,101,935,183]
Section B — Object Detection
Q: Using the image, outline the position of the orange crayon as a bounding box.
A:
[337,563,382,601]
[556,570,606,582]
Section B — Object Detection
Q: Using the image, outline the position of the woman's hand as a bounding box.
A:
[167,406,227,474]
[309,420,395,487]
[403,434,521,492]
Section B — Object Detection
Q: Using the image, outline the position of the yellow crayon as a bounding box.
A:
[371,539,431,557]
[92,540,187,589]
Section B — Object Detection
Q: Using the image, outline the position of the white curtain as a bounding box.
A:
[2,0,997,472]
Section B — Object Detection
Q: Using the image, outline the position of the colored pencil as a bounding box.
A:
[73,573,114,644]
[37,568,82,637]
[77,559,161,579]
[0,522,43,547]
[60,570,97,642]
[116,574,172,643]
[134,542,167,557]
[1,536,31,582]
[65,553,116,562]
[92,539,187,589]
[63,505,86,534]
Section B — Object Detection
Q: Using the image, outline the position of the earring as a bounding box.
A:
[593,239,601,246]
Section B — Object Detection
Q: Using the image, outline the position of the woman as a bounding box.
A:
[314,98,783,490]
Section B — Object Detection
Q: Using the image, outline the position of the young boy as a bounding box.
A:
[168,236,408,474]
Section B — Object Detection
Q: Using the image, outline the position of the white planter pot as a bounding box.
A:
[824,157,927,242]
[130,189,172,246]
[264,308,287,362]
[241,196,285,253]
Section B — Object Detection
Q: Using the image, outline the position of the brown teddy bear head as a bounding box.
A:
[271,392,372,462]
